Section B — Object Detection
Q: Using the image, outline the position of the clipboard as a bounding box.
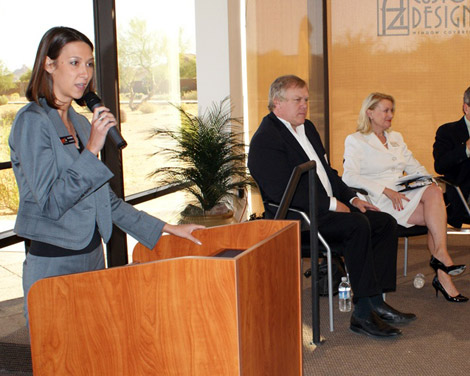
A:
[396,173,433,192]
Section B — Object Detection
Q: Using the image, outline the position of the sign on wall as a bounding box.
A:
[329,0,470,174]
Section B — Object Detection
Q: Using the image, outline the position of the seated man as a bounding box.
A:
[248,75,416,338]
[433,86,470,228]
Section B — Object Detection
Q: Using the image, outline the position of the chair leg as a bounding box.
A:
[455,185,470,217]
[403,237,409,277]
[318,233,334,332]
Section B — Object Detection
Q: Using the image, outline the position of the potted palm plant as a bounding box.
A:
[149,97,253,226]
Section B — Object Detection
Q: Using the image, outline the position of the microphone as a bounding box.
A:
[82,92,127,149]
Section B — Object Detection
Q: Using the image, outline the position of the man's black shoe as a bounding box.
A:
[350,311,402,338]
[373,302,417,324]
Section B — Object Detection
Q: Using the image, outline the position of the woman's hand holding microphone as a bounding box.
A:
[86,106,117,155]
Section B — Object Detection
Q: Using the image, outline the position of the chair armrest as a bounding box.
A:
[350,187,369,196]
[434,176,457,187]
[265,202,311,226]
[434,176,470,217]
[265,203,331,258]
[349,186,373,204]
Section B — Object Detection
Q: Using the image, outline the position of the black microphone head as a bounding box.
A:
[82,92,102,112]
[80,91,128,149]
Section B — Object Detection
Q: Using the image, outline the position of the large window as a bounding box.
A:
[0,2,94,234]
[115,0,197,224]
[0,1,94,300]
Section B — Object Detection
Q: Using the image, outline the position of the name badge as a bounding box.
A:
[60,135,75,145]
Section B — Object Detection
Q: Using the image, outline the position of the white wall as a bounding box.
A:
[194,0,248,220]
[195,0,240,115]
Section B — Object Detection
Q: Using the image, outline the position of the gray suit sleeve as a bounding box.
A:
[9,109,113,221]
[108,188,166,249]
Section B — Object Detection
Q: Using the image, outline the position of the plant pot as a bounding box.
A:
[179,210,235,227]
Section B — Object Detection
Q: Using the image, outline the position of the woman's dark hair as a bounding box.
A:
[26,26,95,108]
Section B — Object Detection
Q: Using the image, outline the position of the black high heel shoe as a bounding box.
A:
[432,275,469,303]
[430,256,466,276]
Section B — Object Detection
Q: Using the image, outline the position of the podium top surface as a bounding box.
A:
[133,219,299,263]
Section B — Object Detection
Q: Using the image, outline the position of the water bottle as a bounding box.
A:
[414,273,425,289]
[338,276,352,312]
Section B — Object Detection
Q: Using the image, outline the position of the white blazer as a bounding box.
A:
[342,131,429,227]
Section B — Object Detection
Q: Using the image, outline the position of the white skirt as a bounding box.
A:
[359,186,427,228]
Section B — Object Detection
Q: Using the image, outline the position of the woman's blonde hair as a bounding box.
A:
[357,92,395,134]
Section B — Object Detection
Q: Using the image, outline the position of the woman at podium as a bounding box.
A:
[8,26,204,326]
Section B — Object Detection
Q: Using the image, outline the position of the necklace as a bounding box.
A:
[375,132,388,147]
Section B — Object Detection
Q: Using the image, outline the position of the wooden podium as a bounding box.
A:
[28,220,302,375]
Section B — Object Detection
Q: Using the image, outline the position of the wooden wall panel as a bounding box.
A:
[328,0,470,175]
[245,0,325,216]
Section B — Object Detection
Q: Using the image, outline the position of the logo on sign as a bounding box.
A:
[378,0,409,36]
[377,0,470,37]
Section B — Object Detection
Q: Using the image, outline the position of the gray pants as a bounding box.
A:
[23,244,105,327]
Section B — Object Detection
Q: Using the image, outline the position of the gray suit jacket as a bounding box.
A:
[9,99,164,250]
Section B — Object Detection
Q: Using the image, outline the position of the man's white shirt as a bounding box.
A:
[277,116,338,211]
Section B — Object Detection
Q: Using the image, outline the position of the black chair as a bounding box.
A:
[402,176,470,274]
[435,176,470,228]
[252,160,341,343]
[399,225,428,276]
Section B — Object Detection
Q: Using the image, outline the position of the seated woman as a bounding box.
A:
[342,92,467,303]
